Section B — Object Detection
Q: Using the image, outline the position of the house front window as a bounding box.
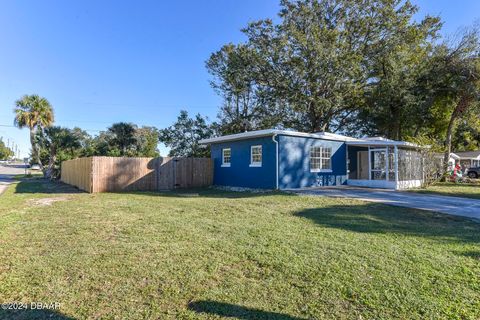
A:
[222,148,231,167]
[250,145,262,167]
[310,146,332,172]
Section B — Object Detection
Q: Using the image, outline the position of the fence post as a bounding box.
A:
[155,157,160,191]
[173,158,179,189]
[89,157,93,193]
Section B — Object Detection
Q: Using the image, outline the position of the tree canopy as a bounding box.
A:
[38,126,82,179]
[13,94,54,166]
[159,110,215,157]
[206,0,480,157]
[207,0,443,135]
[0,139,13,160]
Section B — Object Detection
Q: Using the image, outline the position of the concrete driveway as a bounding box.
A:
[0,163,29,195]
[294,186,480,220]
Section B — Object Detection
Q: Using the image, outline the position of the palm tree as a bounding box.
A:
[107,122,137,156]
[13,94,54,166]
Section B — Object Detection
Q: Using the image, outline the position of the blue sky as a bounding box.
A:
[1,0,479,157]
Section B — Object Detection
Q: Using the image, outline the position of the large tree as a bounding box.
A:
[88,124,159,157]
[107,122,138,156]
[451,103,480,151]
[206,44,286,134]
[135,126,160,157]
[356,1,441,140]
[70,127,94,157]
[0,139,13,160]
[437,29,480,164]
[209,0,441,134]
[13,94,54,166]
[38,126,81,179]
[404,27,480,165]
[159,110,215,157]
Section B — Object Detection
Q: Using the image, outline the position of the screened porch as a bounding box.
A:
[346,140,424,190]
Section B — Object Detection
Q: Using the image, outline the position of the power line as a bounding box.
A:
[10,118,158,125]
[1,104,218,116]
[0,122,164,132]
[78,102,218,109]
[0,124,103,133]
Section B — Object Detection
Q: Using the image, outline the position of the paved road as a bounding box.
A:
[294,186,480,220]
[0,163,29,195]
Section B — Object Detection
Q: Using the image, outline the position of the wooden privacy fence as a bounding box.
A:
[61,156,213,193]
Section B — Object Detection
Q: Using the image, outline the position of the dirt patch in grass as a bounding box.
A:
[27,197,69,207]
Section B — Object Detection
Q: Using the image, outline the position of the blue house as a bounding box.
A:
[199,129,425,190]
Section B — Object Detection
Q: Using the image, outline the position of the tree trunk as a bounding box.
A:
[389,103,401,140]
[45,146,56,180]
[308,102,320,133]
[443,94,472,172]
[443,114,455,172]
[30,128,42,167]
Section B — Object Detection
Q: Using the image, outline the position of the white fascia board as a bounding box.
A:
[346,140,425,148]
[198,129,358,145]
[198,129,277,144]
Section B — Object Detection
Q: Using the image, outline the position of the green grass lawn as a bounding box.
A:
[410,181,480,200]
[0,178,479,319]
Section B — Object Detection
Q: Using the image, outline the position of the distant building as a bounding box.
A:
[447,151,480,170]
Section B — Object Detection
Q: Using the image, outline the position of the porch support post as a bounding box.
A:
[368,146,371,180]
[386,147,389,181]
[394,145,399,187]
[346,146,349,180]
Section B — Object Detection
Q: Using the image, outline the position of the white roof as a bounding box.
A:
[435,153,461,159]
[450,151,480,159]
[346,140,423,148]
[362,136,394,141]
[198,129,361,144]
[199,129,424,148]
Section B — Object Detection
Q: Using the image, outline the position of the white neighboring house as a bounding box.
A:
[442,150,480,170]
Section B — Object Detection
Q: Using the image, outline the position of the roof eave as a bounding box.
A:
[198,130,277,145]
[346,141,426,148]
[198,129,356,144]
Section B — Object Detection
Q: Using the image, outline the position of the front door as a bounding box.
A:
[357,151,369,179]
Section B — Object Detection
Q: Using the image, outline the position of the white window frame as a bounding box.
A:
[370,147,388,180]
[310,146,332,173]
[221,148,231,167]
[250,145,262,167]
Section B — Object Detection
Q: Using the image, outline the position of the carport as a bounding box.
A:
[346,138,424,190]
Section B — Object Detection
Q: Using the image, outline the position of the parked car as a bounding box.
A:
[467,167,480,179]
[31,164,41,170]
